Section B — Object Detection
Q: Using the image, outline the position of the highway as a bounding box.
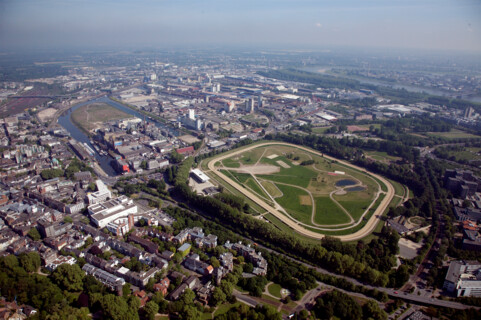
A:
[206,141,395,241]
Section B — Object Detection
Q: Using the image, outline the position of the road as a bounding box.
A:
[206,142,395,241]
[233,289,260,307]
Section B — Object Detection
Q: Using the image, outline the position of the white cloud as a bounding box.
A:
[315,22,322,28]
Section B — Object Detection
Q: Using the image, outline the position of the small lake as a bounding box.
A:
[335,179,357,187]
[346,186,366,192]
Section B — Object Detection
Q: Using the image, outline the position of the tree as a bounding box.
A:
[210,257,220,268]
[28,227,42,241]
[40,168,64,180]
[180,288,195,305]
[211,287,226,306]
[363,299,387,320]
[51,264,84,291]
[170,149,184,164]
[63,216,73,223]
[122,283,131,297]
[180,305,201,320]
[144,301,159,320]
[19,252,41,273]
[100,294,139,320]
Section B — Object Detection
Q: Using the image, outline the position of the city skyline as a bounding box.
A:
[1,0,480,53]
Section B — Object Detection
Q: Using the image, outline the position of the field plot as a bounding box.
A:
[206,142,395,240]
[71,103,133,132]
[425,129,481,140]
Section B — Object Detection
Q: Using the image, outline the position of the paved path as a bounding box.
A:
[207,142,395,241]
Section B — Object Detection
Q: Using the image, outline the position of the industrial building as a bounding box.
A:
[88,196,138,228]
[191,169,210,183]
[444,260,481,297]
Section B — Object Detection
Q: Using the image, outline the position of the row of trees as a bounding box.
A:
[312,290,386,320]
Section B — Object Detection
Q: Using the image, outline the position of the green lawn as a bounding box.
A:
[222,170,250,184]
[313,196,351,225]
[239,148,265,165]
[261,180,283,198]
[267,283,282,298]
[426,129,481,139]
[222,158,241,168]
[274,183,312,224]
[366,151,402,162]
[245,178,272,202]
[257,163,318,188]
[312,126,332,134]
[213,302,241,317]
[334,199,372,221]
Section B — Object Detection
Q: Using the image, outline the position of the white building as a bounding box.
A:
[191,169,210,183]
[87,180,112,205]
[444,260,481,297]
[88,196,138,228]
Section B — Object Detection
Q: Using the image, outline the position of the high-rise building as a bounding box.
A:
[188,109,195,120]
[464,106,474,118]
[245,98,255,113]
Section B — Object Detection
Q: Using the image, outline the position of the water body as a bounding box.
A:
[335,179,357,187]
[57,96,179,176]
[346,186,366,192]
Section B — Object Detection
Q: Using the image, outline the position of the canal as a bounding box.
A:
[57,96,179,176]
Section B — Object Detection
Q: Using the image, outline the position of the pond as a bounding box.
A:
[335,179,357,187]
[346,186,366,192]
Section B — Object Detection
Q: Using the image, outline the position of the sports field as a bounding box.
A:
[205,142,395,240]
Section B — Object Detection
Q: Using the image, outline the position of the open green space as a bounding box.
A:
[245,178,272,202]
[313,197,351,225]
[257,163,317,188]
[425,129,481,139]
[334,199,372,221]
[222,157,241,168]
[71,102,132,133]
[275,183,312,224]
[209,142,392,237]
[267,283,282,298]
[260,180,283,198]
[366,151,402,162]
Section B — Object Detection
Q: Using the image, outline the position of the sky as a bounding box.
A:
[1,0,480,53]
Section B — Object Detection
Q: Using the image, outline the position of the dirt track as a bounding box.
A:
[207,142,394,242]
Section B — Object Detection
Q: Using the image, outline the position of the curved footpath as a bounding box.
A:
[206,142,395,242]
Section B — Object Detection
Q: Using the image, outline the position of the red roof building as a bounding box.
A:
[176,146,194,155]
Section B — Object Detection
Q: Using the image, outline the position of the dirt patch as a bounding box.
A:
[231,164,280,175]
[267,154,278,159]
[37,107,57,122]
[276,160,290,168]
[335,190,347,195]
[299,195,311,206]
[347,125,369,132]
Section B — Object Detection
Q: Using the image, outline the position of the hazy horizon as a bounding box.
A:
[1,0,480,54]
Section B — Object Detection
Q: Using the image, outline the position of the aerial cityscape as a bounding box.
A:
[1,1,481,320]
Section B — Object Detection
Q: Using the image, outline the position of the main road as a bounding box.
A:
[206,142,395,241]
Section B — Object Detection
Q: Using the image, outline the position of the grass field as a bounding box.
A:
[207,142,394,237]
[245,178,272,202]
[71,103,132,132]
[365,151,402,163]
[261,180,283,198]
[275,184,312,224]
[267,283,282,298]
[425,129,481,139]
[313,197,351,225]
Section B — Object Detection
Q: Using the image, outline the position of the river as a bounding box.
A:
[57,96,179,176]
